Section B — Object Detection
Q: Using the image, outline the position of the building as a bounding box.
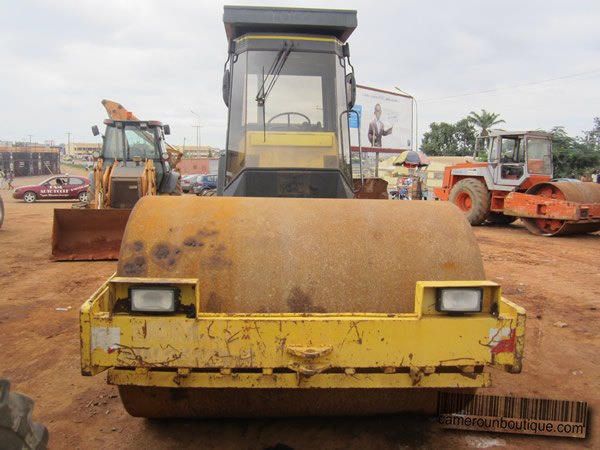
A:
[65,142,102,157]
[181,146,218,159]
[178,158,220,175]
[0,146,60,177]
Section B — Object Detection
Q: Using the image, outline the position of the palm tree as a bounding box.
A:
[467,109,505,135]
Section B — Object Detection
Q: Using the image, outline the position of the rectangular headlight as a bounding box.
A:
[437,288,482,313]
[130,287,177,312]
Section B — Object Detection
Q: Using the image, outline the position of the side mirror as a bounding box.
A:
[91,125,100,136]
[222,69,231,107]
[163,124,171,135]
[346,73,356,109]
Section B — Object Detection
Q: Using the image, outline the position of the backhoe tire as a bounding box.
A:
[487,211,517,225]
[0,377,48,450]
[0,196,4,228]
[449,178,491,226]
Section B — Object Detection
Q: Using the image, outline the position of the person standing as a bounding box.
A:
[0,169,5,190]
[6,170,14,190]
[367,104,393,147]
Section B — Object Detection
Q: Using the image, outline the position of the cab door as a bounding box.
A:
[492,136,527,188]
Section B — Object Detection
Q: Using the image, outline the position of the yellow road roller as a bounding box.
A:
[80,6,525,418]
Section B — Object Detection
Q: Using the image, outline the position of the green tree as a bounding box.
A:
[420,119,477,156]
[582,117,600,152]
[454,119,478,155]
[467,109,505,135]
[550,126,600,177]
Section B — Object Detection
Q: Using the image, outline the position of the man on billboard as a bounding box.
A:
[368,103,393,147]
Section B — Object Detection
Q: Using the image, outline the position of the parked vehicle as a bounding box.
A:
[13,175,90,203]
[434,131,600,236]
[182,174,203,193]
[51,99,182,261]
[81,6,525,419]
[550,178,582,183]
[192,174,218,195]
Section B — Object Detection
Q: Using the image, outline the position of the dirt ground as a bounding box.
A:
[0,170,598,449]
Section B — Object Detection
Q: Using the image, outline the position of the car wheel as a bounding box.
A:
[78,191,88,203]
[23,191,37,203]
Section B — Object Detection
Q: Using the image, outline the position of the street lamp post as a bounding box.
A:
[190,110,203,156]
[394,87,418,151]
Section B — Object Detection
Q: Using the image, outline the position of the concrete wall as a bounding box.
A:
[178,158,219,175]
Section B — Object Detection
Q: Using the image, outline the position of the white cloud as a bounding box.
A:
[1,0,599,148]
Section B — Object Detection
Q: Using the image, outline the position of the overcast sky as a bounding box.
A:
[2,0,599,150]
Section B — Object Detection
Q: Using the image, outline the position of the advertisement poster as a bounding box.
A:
[350,85,413,153]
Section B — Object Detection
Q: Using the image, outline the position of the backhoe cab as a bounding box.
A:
[219,6,358,198]
[90,119,179,208]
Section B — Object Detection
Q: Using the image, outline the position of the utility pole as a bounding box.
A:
[67,132,71,156]
[28,134,33,147]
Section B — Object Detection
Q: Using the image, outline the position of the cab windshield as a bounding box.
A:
[226,49,351,183]
[526,137,552,174]
[103,124,161,161]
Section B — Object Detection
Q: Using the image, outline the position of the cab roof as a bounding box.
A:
[223,6,357,43]
[483,130,553,138]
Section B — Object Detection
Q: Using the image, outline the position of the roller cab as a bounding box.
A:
[218,6,358,199]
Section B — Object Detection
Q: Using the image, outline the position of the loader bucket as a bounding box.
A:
[51,208,132,261]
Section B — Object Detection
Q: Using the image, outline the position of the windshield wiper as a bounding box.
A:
[255,41,294,106]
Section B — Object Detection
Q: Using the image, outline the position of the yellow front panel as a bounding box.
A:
[245,131,338,169]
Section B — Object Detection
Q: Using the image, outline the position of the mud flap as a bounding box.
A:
[51,208,131,260]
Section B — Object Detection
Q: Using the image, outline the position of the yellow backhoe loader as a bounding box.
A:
[80,6,525,418]
[51,100,182,260]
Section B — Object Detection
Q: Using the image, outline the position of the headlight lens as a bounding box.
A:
[130,287,177,312]
[437,288,482,313]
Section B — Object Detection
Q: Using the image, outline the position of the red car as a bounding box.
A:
[13,175,90,203]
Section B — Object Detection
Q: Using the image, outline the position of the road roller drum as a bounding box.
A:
[520,182,600,236]
[118,196,485,314]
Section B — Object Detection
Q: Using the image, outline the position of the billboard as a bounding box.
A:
[350,85,413,153]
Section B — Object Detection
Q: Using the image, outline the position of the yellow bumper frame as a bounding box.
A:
[81,276,525,389]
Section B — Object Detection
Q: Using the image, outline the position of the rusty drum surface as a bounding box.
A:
[117,196,486,314]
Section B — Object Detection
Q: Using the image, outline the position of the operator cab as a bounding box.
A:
[92,119,173,192]
[220,6,358,198]
[477,131,553,187]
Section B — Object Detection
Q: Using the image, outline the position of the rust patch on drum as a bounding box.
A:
[287,287,326,313]
[122,256,147,277]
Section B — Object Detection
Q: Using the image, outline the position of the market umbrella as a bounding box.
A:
[394,151,431,167]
